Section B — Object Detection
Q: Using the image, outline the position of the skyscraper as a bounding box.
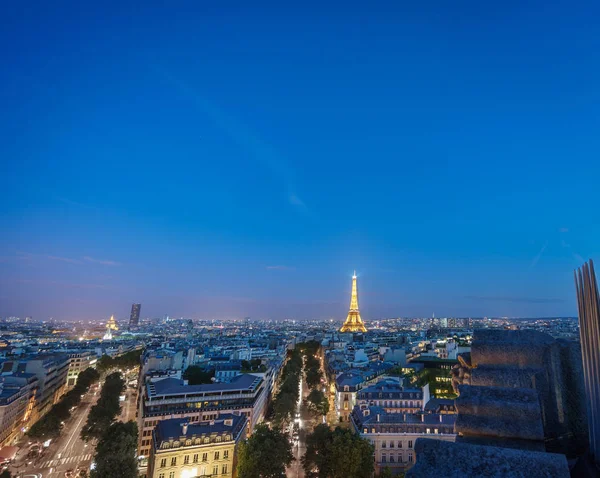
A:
[340,272,367,333]
[129,303,141,328]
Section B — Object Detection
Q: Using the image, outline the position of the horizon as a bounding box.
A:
[2,3,600,320]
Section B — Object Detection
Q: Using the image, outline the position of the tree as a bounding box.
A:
[0,469,12,478]
[236,425,294,478]
[91,421,138,478]
[307,389,329,416]
[82,372,125,441]
[302,425,374,478]
[273,392,297,425]
[305,367,323,389]
[183,365,215,385]
[377,467,394,478]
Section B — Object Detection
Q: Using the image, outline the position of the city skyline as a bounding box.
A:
[2,3,600,320]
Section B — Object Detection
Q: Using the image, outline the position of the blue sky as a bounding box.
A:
[1,2,599,321]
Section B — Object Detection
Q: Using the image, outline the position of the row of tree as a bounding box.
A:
[90,420,139,478]
[301,341,330,418]
[81,372,125,441]
[271,348,303,425]
[96,348,143,373]
[28,367,100,441]
[302,424,375,478]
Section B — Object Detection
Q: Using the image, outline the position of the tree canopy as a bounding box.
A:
[307,388,329,416]
[81,372,125,441]
[183,365,215,385]
[302,425,375,478]
[91,420,138,478]
[236,424,294,478]
[96,348,143,373]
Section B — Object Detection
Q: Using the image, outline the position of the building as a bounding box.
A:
[147,414,246,478]
[138,374,268,467]
[0,373,38,447]
[356,379,430,415]
[106,314,119,331]
[130,303,141,329]
[67,351,97,387]
[574,260,600,467]
[0,354,69,418]
[340,272,367,333]
[351,404,456,475]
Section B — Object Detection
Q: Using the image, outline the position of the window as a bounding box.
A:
[160,458,167,468]
[381,454,387,463]
[214,451,220,460]
[202,453,208,462]
[382,441,386,448]
[169,473,175,478]
[222,464,228,474]
[390,441,394,448]
[409,453,413,463]
[213,465,219,475]
[193,454,198,463]
[223,450,229,459]
[408,440,413,448]
[159,474,164,478]
[390,455,395,463]
[171,457,177,466]
[426,428,431,434]
[398,441,402,448]
[184,455,190,464]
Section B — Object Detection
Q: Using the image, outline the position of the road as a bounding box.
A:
[11,386,100,478]
[11,373,138,478]
[287,373,309,478]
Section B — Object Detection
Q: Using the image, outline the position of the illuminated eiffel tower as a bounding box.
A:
[340,272,367,333]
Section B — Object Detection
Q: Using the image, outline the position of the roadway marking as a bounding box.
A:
[40,454,93,469]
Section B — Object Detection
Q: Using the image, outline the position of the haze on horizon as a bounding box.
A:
[1,3,599,322]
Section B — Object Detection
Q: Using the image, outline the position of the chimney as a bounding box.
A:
[182,422,189,435]
[376,414,380,422]
[421,414,424,422]
[439,415,442,423]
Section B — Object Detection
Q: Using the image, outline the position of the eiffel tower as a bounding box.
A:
[339,272,367,333]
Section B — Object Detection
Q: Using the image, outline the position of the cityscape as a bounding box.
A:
[2,2,600,478]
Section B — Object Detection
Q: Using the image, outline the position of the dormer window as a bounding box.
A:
[344,385,349,392]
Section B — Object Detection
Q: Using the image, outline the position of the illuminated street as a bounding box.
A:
[11,386,99,478]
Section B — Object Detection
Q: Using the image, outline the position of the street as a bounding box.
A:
[11,387,99,478]
[10,370,138,478]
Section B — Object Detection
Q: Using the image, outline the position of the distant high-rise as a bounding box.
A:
[129,303,141,328]
[575,259,600,466]
[340,272,367,333]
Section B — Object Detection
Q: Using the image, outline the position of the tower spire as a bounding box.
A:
[340,272,367,333]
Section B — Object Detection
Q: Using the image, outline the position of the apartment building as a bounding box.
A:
[147,414,246,478]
